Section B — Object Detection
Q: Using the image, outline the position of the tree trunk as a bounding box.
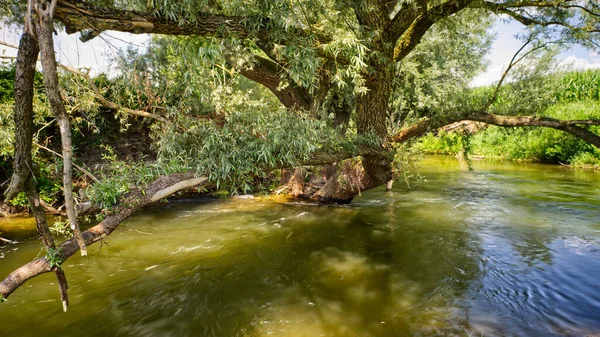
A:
[34,6,87,256]
[25,178,70,311]
[3,33,38,201]
[313,67,394,203]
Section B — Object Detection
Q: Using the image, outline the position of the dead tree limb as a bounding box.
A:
[34,0,87,255]
[3,30,70,311]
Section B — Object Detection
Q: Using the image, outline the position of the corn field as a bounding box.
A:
[556,70,600,102]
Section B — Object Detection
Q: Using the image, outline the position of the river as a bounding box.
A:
[1,156,599,336]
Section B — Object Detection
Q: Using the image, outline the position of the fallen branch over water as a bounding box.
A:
[0,173,208,300]
[392,112,600,148]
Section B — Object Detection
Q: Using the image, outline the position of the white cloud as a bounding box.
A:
[558,55,600,71]
[469,19,600,87]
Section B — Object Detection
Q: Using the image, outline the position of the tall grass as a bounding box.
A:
[555,70,600,103]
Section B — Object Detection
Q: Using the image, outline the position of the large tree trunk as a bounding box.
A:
[355,68,394,186]
[34,4,87,256]
[313,66,394,203]
[3,33,38,201]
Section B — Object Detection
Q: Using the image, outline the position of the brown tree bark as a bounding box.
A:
[231,55,313,111]
[54,0,252,41]
[34,2,87,256]
[391,112,600,147]
[3,33,38,202]
[25,179,70,311]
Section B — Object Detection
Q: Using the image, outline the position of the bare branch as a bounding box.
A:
[484,37,535,110]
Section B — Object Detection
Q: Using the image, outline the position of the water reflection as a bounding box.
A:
[1,156,599,336]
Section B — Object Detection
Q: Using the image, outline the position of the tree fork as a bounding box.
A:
[34,0,87,256]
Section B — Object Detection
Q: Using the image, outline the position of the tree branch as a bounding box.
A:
[392,0,475,62]
[0,173,210,300]
[58,64,169,122]
[479,1,600,33]
[391,112,600,148]
[227,53,313,111]
[35,3,88,256]
[54,0,252,41]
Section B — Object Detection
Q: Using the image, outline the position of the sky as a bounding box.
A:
[470,20,600,87]
[1,18,599,87]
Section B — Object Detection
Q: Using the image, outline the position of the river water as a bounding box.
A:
[1,156,599,336]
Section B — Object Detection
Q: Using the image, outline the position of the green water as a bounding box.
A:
[1,156,599,336]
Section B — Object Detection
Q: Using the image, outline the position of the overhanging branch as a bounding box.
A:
[391,112,600,148]
[0,173,210,300]
[54,0,252,41]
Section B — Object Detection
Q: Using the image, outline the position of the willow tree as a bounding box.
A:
[1,0,600,306]
[45,0,599,200]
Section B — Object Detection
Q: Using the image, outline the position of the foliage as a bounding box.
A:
[0,66,16,104]
[45,248,63,268]
[392,142,425,189]
[555,70,600,103]
[5,157,62,207]
[0,65,50,160]
[49,220,73,237]
[157,107,353,193]
[417,130,468,156]
[86,146,191,208]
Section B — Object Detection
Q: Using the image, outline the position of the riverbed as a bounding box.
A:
[1,156,599,336]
